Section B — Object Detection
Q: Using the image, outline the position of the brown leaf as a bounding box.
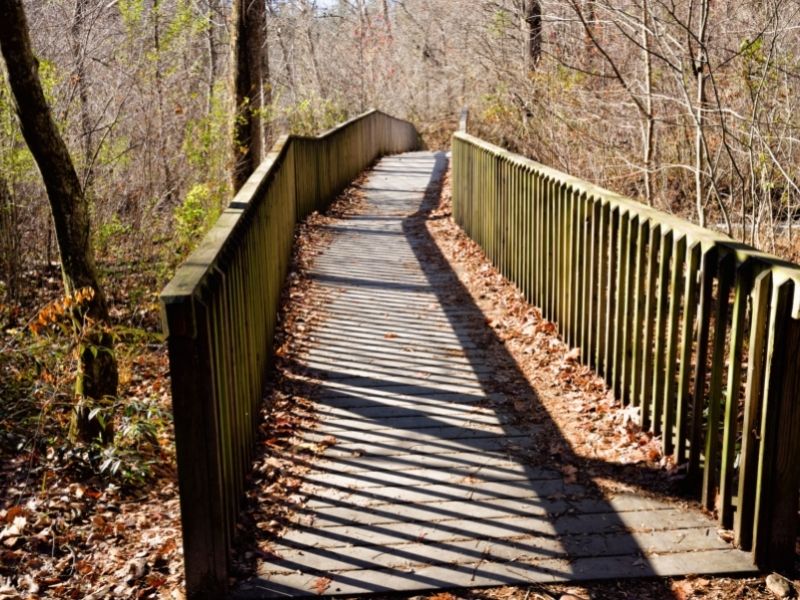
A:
[561,464,578,484]
[312,576,331,595]
[429,594,458,600]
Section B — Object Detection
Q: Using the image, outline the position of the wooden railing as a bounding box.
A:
[452,130,800,571]
[160,110,419,598]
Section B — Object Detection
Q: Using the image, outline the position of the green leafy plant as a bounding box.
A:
[173,182,222,254]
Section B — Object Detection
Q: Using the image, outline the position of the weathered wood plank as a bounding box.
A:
[239,549,755,598]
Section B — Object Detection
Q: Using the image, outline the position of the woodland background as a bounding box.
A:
[3,0,800,300]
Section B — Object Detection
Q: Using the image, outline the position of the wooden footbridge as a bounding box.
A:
[161,111,800,599]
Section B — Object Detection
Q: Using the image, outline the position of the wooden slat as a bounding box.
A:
[651,230,673,434]
[612,212,630,399]
[719,262,753,527]
[661,235,686,455]
[753,280,800,569]
[640,224,661,429]
[688,248,717,481]
[629,221,649,408]
[734,270,771,550]
[675,242,701,463]
[702,251,734,511]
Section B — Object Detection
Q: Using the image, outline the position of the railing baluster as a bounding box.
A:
[640,224,661,429]
[735,269,771,549]
[651,230,674,434]
[662,235,686,455]
[719,261,753,527]
[753,279,800,569]
[612,212,630,398]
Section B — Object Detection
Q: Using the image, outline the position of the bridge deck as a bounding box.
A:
[235,152,754,598]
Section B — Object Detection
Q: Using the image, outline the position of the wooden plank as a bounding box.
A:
[675,242,701,463]
[612,212,630,399]
[688,247,717,481]
[640,224,661,429]
[300,477,580,510]
[595,202,610,372]
[302,466,558,491]
[619,216,639,405]
[603,208,620,383]
[311,434,538,459]
[263,527,739,576]
[752,279,800,570]
[719,262,753,527]
[651,229,673,434]
[239,549,755,598]
[661,235,686,455]
[702,251,734,511]
[279,508,718,551]
[300,493,674,527]
[629,220,649,408]
[579,194,592,362]
[734,270,771,550]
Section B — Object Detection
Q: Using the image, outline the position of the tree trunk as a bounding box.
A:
[231,0,269,191]
[0,0,117,443]
[694,0,710,227]
[152,0,175,206]
[268,1,297,101]
[522,0,542,72]
[0,175,19,300]
[302,1,326,100]
[641,0,655,206]
[205,0,219,118]
[70,0,94,189]
[382,0,392,37]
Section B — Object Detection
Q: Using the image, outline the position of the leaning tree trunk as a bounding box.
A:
[231,0,269,191]
[0,0,118,443]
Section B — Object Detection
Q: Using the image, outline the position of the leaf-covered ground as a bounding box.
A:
[0,264,183,599]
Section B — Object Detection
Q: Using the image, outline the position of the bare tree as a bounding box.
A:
[231,0,270,190]
[522,0,542,71]
[0,0,118,442]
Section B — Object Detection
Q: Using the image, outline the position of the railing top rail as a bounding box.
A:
[454,130,800,316]
[160,135,292,308]
[297,108,410,141]
[161,109,416,311]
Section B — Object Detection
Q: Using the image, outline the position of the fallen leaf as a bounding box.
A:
[312,576,331,595]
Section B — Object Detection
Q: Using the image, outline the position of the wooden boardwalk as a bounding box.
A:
[234,152,755,598]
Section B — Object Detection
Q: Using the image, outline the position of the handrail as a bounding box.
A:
[160,110,419,598]
[452,130,800,571]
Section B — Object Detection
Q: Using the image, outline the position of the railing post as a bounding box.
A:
[162,293,227,599]
[753,279,800,571]
[735,269,771,550]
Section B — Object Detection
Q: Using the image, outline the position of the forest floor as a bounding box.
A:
[0,162,798,599]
